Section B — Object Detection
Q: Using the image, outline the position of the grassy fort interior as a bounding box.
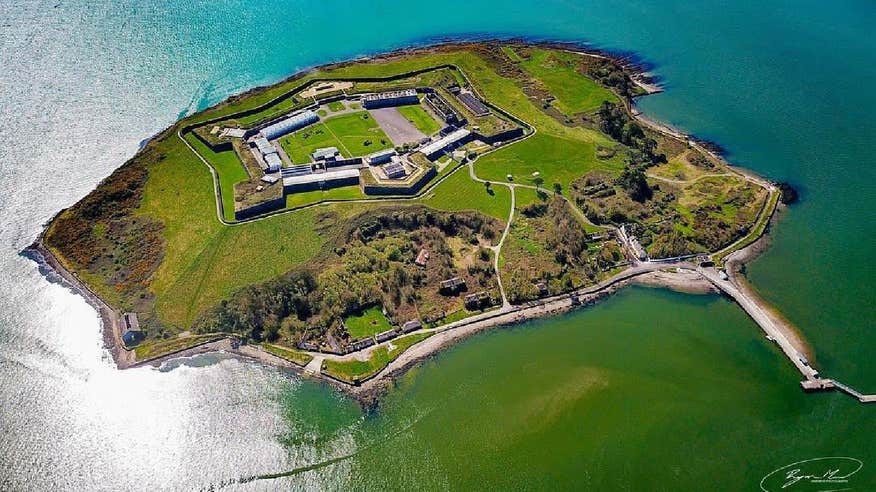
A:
[42,42,777,385]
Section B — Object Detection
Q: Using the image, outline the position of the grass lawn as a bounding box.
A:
[279,112,392,163]
[183,133,247,222]
[422,167,512,221]
[327,100,345,112]
[396,104,442,135]
[435,308,469,326]
[475,133,625,191]
[517,48,619,115]
[278,123,344,163]
[515,186,549,208]
[285,185,366,208]
[261,343,314,366]
[324,111,393,156]
[134,334,225,360]
[322,332,433,383]
[344,305,392,339]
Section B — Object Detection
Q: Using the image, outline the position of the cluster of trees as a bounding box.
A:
[587,59,637,98]
[616,166,652,203]
[596,102,666,204]
[504,198,622,303]
[197,208,501,346]
[597,102,661,164]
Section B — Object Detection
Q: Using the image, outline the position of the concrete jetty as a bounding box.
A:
[698,266,819,380]
[698,266,874,404]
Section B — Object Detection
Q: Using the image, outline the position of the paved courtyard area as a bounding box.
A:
[369,107,426,146]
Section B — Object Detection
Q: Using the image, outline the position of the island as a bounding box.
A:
[30,41,873,404]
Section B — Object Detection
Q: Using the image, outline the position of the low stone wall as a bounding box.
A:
[476,127,525,144]
[234,195,286,220]
[284,175,360,193]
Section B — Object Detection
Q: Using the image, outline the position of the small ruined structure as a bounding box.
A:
[440,277,467,294]
[120,312,143,346]
[415,248,429,267]
[401,320,422,333]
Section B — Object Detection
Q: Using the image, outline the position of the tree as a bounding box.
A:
[533,176,544,189]
[553,182,562,195]
[616,166,652,202]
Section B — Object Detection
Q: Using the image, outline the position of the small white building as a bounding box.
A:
[420,128,471,159]
[311,146,340,161]
[365,148,396,165]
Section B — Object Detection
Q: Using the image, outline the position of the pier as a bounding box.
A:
[698,266,874,404]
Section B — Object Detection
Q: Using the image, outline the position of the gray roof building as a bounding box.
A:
[263,152,283,172]
[420,128,471,159]
[261,110,319,140]
[362,89,419,109]
[382,161,406,179]
[311,146,340,161]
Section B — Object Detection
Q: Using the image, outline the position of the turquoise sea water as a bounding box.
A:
[0,0,873,489]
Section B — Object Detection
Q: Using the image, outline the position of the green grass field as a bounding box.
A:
[517,48,619,115]
[396,104,442,135]
[327,100,345,112]
[279,112,392,163]
[285,185,366,208]
[183,134,247,222]
[322,332,433,383]
[514,186,549,209]
[344,305,392,339]
[261,343,314,366]
[422,167,512,221]
[476,133,625,191]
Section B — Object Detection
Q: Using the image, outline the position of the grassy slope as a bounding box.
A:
[183,134,247,222]
[261,343,314,366]
[138,132,372,327]
[422,167,512,221]
[517,48,619,114]
[477,133,625,191]
[284,186,365,208]
[514,187,548,208]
